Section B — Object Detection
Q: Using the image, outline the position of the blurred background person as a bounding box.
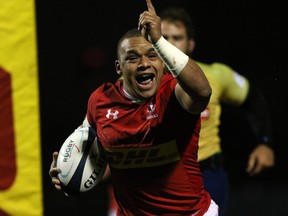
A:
[158,6,275,216]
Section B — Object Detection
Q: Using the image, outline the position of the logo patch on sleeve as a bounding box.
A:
[233,71,245,88]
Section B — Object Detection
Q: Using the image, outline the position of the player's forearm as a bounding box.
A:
[152,36,211,113]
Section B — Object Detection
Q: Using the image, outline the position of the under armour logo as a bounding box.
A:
[106,109,119,119]
[146,103,158,120]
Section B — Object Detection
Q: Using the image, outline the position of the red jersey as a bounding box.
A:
[87,73,211,216]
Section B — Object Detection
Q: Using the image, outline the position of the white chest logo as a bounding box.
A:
[146,103,158,120]
[148,104,156,112]
[106,109,119,119]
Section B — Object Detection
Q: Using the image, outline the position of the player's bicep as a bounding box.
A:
[175,84,206,114]
[175,84,193,111]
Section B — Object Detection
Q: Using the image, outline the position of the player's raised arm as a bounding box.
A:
[140,0,211,114]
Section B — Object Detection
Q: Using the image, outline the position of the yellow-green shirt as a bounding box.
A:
[197,62,249,161]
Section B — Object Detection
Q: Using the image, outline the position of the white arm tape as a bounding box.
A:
[152,36,189,77]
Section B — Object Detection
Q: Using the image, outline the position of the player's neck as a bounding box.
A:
[123,88,146,105]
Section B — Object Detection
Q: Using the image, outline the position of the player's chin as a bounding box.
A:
[138,88,157,99]
[136,83,158,98]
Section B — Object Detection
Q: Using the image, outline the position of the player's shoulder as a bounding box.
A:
[197,61,234,75]
[197,61,242,87]
[90,80,121,99]
[98,80,120,91]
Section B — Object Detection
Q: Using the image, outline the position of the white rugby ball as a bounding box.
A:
[57,127,107,195]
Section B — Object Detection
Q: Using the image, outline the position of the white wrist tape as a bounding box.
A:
[152,36,189,77]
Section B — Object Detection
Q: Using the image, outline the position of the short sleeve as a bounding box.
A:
[212,63,249,105]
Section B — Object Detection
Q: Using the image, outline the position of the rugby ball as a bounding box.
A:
[56,127,107,195]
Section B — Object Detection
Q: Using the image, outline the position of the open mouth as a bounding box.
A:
[136,74,155,85]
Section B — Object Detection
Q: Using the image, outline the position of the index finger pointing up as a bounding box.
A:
[146,0,156,14]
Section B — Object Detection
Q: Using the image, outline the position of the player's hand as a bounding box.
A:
[138,0,162,44]
[246,144,275,175]
[49,151,62,190]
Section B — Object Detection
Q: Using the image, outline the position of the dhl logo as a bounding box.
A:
[105,140,180,169]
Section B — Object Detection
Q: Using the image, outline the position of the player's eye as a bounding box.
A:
[173,35,184,41]
[148,53,158,59]
[127,55,139,62]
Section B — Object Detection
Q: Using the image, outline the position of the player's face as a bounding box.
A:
[117,36,165,100]
[161,20,192,55]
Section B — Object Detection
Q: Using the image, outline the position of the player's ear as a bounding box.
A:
[188,39,196,53]
[115,60,122,75]
[162,61,165,70]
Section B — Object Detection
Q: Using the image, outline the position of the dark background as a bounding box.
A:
[37,0,288,215]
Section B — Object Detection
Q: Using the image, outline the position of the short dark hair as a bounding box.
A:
[159,7,196,40]
[117,28,142,59]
